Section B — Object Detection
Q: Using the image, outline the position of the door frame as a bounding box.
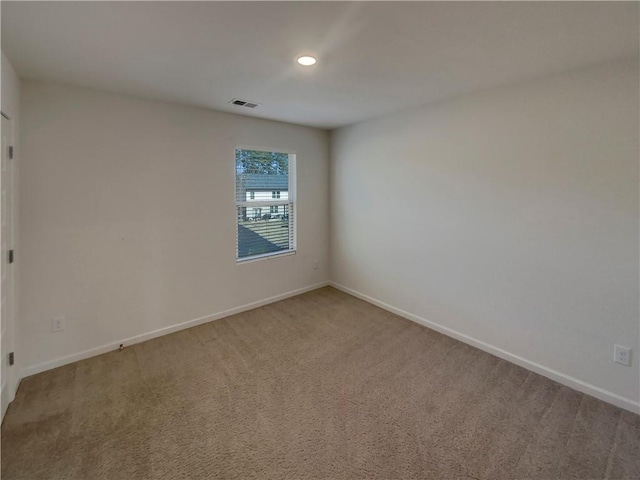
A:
[1,110,17,419]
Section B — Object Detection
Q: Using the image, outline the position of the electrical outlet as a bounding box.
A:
[313,260,319,271]
[51,316,65,333]
[614,345,632,366]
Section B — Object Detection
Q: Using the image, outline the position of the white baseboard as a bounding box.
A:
[2,368,22,422]
[330,282,640,415]
[21,282,329,379]
[1,379,9,420]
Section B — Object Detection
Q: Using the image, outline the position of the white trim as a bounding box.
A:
[1,113,18,421]
[0,372,20,421]
[21,282,329,379]
[236,249,296,264]
[330,281,640,415]
[12,373,21,401]
[1,379,8,419]
[235,144,297,156]
[237,200,290,208]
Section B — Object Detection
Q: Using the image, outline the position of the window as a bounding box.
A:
[236,148,295,261]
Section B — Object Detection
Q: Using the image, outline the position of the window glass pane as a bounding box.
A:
[237,205,291,258]
[236,148,292,260]
[236,149,288,203]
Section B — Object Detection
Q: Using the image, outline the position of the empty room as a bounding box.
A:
[1,1,638,479]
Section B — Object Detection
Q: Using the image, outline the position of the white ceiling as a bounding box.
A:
[2,1,638,129]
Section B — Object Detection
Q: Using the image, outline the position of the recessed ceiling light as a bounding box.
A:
[297,56,317,66]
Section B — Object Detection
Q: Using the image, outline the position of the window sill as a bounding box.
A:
[236,250,296,265]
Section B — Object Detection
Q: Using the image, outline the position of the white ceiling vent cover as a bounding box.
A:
[229,98,261,108]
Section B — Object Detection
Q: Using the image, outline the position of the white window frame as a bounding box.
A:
[235,146,296,263]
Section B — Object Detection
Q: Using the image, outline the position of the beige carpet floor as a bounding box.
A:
[2,287,639,479]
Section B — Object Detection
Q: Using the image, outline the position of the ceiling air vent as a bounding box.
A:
[229,98,260,109]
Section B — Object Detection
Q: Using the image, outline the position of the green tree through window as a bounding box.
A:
[236,149,288,175]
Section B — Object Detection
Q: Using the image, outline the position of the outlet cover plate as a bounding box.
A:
[614,344,632,366]
[51,316,65,333]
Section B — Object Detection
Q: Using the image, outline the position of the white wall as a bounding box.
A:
[20,80,329,374]
[330,58,639,411]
